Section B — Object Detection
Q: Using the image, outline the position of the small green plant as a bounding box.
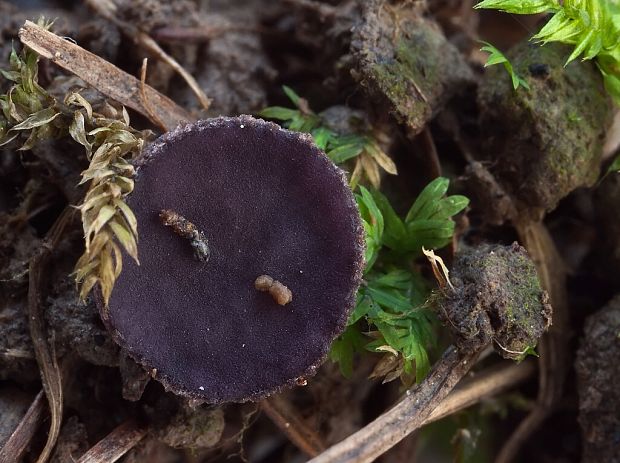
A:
[479,41,530,90]
[475,0,620,104]
[259,86,397,188]
[330,178,469,384]
[0,34,149,306]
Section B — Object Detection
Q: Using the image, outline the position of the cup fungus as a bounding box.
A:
[99,116,365,403]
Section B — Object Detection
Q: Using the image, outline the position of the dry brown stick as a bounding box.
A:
[27,208,76,463]
[83,0,211,110]
[497,221,569,463]
[75,419,147,463]
[261,396,326,458]
[420,126,442,179]
[309,347,479,463]
[424,360,535,425]
[18,21,191,132]
[0,390,46,463]
[152,25,268,43]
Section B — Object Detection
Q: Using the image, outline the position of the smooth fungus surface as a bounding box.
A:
[103,116,365,403]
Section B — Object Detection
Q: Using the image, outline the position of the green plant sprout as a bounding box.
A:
[475,0,620,105]
[259,86,397,188]
[331,179,469,384]
[480,41,530,90]
[0,31,150,306]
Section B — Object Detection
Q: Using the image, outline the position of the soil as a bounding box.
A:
[0,1,618,462]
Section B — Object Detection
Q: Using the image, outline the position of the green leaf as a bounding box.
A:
[258,106,300,121]
[311,127,336,150]
[282,85,302,107]
[479,41,530,90]
[601,66,620,106]
[430,195,470,220]
[370,189,406,249]
[329,325,365,378]
[328,142,364,163]
[406,177,449,223]
[474,0,559,14]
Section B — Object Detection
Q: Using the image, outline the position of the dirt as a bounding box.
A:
[437,242,552,359]
[351,0,474,135]
[0,0,618,462]
[576,295,620,463]
[478,41,613,221]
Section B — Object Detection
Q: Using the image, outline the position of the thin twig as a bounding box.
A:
[83,0,211,110]
[282,0,339,18]
[27,208,76,463]
[0,390,46,463]
[139,58,166,131]
[309,347,479,463]
[76,419,147,463]
[420,126,442,178]
[261,395,326,457]
[18,21,190,131]
[424,360,535,425]
[151,25,268,43]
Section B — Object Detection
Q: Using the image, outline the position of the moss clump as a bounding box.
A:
[437,242,552,359]
[478,41,613,219]
[351,1,473,134]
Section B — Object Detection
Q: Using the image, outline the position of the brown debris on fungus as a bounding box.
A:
[159,209,210,262]
[100,116,365,403]
[254,274,293,306]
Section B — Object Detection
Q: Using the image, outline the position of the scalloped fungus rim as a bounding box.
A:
[98,115,365,404]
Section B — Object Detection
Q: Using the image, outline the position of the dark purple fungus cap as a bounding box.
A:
[101,115,365,403]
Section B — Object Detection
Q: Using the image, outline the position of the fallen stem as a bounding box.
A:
[18,21,191,131]
[261,395,326,458]
[424,359,535,425]
[0,390,46,462]
[309,346,479,463]
[75,419,147,463]
[83,0,212,110]
[27,208,76,463]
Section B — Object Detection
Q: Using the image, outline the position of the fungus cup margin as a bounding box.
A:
[95,115,366,404]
